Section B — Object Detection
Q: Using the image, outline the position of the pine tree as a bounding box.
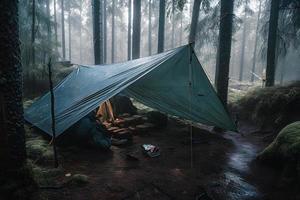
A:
[128,0,132,60]
[92,0,101,64]
[251,0,262,82]
[111,0,115,63]
[158,0,166,53]
[0,0,35,198]
[265,0,280,86]
[132,0,141,59]
[61,0,66,60]
[189,0,202,43]
[215,0,235,105]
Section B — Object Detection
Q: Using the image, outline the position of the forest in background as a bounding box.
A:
[20,0,300,99]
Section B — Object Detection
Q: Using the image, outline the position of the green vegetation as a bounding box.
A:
[230,81,300,129]
[258,122,300,182]
[69,174,89,186]
[258,121,300,161]
[26,136,54,164]
[24,125,90,189]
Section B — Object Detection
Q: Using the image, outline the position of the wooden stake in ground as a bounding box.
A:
[48,59,59,168]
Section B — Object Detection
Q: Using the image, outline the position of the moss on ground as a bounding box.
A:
[24,126,89,191]
[258,122,300,182]
[230,81,300,129]
[26,136,54,164]
[258,121,300,160]
[27,160,63,186]
[69,174,89,186]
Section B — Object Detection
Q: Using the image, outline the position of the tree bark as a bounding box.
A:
[180,11,183,45]
[0,0,34,198]
[251,0,262,82]
[103,0,107,63]
[189,0,202,43]
[239,10,247,82]
[31,0,36,65]
[148,0,152,55]
[99,0,103,64]
[79,0,82,63]
[68,4,71,61]
[215,0,234,105]
[128,0,132,60]
[111,0,115,63]
[157,0,165,53]
[132,0,141,59]
[92,0,101,64]
[171,0,175,48]
[46,0,51,52]
[54,0,58,53]
[61,0,66,60]
[265,0,280,87]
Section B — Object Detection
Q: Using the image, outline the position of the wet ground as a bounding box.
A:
[39,119,296,200]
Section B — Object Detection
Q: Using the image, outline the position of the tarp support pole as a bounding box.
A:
[189,44,193,169]
[48,59,59,168]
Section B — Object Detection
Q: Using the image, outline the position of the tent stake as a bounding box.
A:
[48,59,59,168]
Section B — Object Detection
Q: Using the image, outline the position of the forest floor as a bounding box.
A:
[33,118,299,200]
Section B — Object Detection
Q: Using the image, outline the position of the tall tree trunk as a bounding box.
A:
[180,11,183,45]
[79,0,82,63]
[171,0,175,48]
[265,0,280,87]
[148,0,152,55]
[46,0,51,52]
[230,41,236,78]
[31,0,36,65]
[189,0,201,43]
[239,10,247,82]
[68,5,71,61]
[215,0,234,105]
[103,0,107,63]
[132,0,141,59]
[54,0,58,53]
[0,1,34,198]
[111,0,115,63]
[157,0,165,53]
[99,0,103,64]
[251,0,262,82]
[61,0,66,60]
[92,0,101,64]
[127,0,132,60]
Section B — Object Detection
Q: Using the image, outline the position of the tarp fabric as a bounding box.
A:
[25,45,236,137]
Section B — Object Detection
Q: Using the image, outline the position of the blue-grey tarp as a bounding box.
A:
[25,45,236,137]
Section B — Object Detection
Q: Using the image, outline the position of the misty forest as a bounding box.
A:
[0,0,300,199]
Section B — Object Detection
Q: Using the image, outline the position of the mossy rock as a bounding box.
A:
[26,138,56,164]
[258,121,300,163]
[69,174,89,186]
[28,160,64,186]
[231,81,300,129]
[26,139,48,158]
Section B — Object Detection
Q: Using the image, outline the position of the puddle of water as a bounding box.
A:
[224,171,260,199]
[222,132,262,199]
[228,143,258,173]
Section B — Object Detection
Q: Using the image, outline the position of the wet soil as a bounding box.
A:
[38,119,297,200]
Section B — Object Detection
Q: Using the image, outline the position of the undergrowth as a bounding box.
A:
[230,81,300,130]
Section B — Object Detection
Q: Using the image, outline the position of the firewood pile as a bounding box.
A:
[104,113,156,141]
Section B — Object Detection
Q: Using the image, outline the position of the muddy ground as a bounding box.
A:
[37,119,298,200]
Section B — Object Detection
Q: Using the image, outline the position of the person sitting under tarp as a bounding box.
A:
[60,110,111,150]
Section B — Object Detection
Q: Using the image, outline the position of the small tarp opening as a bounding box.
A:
[96,100,115,123]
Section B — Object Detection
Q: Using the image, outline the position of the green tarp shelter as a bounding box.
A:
[25,45,236,137]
